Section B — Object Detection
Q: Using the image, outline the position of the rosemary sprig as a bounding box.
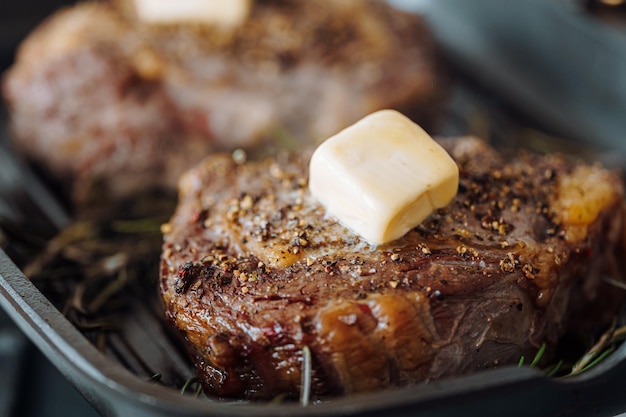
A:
[545,360,564,378]
[18,193,175,385]
[568,320,618,376]
[300,346,312,407]
[84,267,129,314]
[180,376,200,396]
[180,376,198,394]
[529,343,546,368]
[518,342,546,368]
[524,320,626,378]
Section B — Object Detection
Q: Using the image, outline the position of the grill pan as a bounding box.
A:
[3,1,626,416]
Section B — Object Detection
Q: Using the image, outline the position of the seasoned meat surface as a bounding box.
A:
[160,137,625,399]
[2,0,444,205]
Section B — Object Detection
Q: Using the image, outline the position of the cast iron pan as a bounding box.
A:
[3,1,626,416]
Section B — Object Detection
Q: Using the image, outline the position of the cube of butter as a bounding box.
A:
[133,0,251,28]
[309,109,459,245]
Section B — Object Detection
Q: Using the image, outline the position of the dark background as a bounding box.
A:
[0,0,71,68]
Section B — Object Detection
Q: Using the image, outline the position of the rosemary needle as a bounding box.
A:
[530,343,546,368]
[180,377,199,395]
[300,346,312,407]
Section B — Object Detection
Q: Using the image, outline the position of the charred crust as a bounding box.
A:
[175,261,197,294]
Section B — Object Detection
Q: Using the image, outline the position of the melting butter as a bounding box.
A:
[133,0,252,28]
[309,109,459,245]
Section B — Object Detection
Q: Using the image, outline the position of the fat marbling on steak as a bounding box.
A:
[2,0,444,205]
[160,137,625,399]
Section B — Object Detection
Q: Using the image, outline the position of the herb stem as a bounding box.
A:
[530,343,546,368]
[86,267,129,313]
[180,377,199,395]
[545,360,563,378]
[578,347,616,374]
[300,346,312,407]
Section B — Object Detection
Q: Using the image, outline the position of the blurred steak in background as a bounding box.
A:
[2,0,447,208]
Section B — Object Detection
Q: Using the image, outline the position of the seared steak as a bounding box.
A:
[2,0,444,205]
[160,137,625,400]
